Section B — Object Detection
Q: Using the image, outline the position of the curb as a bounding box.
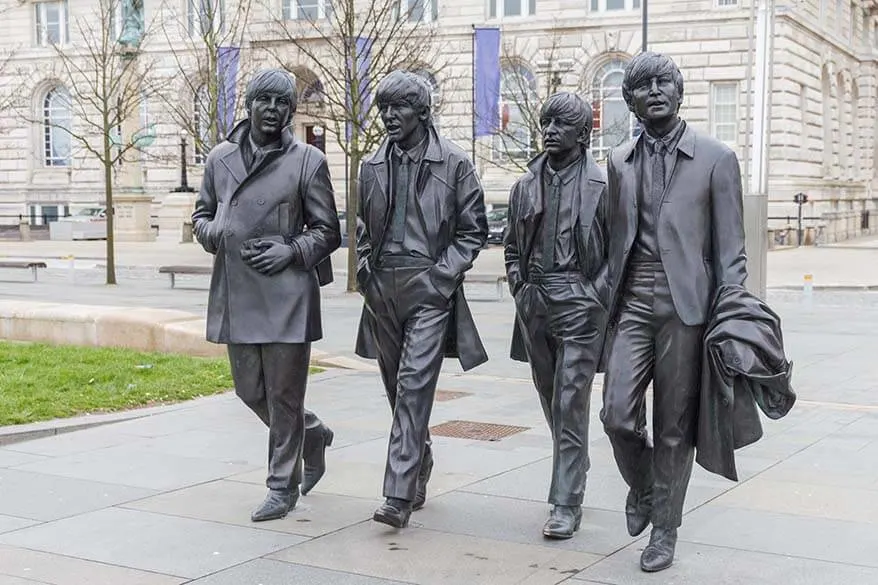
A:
[768,285,878,291]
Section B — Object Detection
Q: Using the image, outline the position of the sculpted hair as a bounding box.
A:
[621,52,684,113]
[244,69,298,122]
[540,92,593,150]
[375,70,433,126]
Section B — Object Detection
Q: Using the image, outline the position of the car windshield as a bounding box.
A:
[487,208,507,221]
[77,208,104,217]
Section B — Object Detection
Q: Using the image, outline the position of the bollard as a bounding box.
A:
[66,254,75,284]
[803,273,813,306]
[181,220,193,244]
[18,218,31,241]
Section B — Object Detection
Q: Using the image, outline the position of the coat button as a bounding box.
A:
[257,199,265,205]
[226,231,234,237]
[231,200,239,207]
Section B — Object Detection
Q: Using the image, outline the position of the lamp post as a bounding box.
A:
[172,135,195,193]
[641,0,648,52]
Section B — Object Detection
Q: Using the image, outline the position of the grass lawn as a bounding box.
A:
[0,342,319,426]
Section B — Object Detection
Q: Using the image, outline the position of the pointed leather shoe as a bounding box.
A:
[412,453,434,511]
[251,489,298,522]
[302,424,334,496]
[373,497,412,528]
[640,526,677,572]
[542,505,582,540]
[625,488,652,537]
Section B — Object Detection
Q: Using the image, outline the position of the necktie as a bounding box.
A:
[391,152,410,242]
[650,141,666,220]
[541,173,562,271]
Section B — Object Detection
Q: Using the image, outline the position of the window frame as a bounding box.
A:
[283,0,332,20]
[589,58,637,162]
[34,0,69,47]
[710,82,739,144]
[43,86,73,167]
[488,0,536,20]
[400,0,437,22]
[589,0,640,14]
[188,0,225,36]
[492,63,538,162]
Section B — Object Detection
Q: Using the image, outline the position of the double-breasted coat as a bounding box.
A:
[353,129,489,371]
[504,153,611,362]
[192,120,341,344]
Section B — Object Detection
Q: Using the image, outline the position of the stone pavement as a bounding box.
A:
[0,237,877,583]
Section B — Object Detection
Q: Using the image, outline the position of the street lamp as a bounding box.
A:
[641,0,648,52]
[172,134,195,193]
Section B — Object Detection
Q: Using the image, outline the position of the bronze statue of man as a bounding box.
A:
[600,52,747,571]
[192,69,340,522]
[504,92,610,540]
[354,70,489,528]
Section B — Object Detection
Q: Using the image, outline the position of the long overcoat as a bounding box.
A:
[192,119,340,344]
[353,129,489,371]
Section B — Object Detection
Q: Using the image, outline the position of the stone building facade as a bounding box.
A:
[0,0,875,242]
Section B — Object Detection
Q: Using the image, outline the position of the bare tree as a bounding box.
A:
[19,0,160,284]
[155,0,255,162]
[261,0,448,291]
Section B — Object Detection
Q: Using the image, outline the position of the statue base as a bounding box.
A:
[114,189,155,242]
[156,192,198,243]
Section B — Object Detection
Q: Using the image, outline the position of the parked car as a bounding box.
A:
[486,206,508,245]
[49,206,107,240]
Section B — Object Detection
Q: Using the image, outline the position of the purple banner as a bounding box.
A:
[473,27,500,138]
[346,36,373,141]
[217,46,240,139]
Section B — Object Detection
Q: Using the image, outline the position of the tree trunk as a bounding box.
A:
[103,139,116,285]
[345,149,360,293]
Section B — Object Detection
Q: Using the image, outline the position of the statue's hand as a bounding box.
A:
[193,219,217,252]
[244,240,295,275]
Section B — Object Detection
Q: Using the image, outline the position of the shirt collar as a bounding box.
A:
[248,133,283,156]
[544,157,579,186]
[392,134,429,163]
[644,118,685,155]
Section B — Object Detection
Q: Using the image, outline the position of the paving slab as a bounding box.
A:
[268,521,601,585]
[414,490,634,556]
[123,479,375,538]
[574,540,878,585]
[9,444,256,491]
[186,558,412,585]
[0,508,306,580]
[0,469,156,521]
[0,544,185,585]
[681,505,878,568]
[0,515,38,535]
[0,450,47,468]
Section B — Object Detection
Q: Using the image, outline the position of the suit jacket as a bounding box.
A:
[504,152,611,362]
[604,123,748,335]
[697,284,795,481]
[192,119,341,344]
[354,128,489,371]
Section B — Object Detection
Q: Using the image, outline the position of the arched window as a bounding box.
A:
[851,81,859,179]
[820,65,832,175]
[493,62,537,161]
[412,69,441,130]
[835,72,845,177]
[194,84,211,164]
[590,58,636,162]
[43,86,72,167]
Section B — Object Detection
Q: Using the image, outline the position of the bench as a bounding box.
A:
[0,261,48,282]
[158,265,212,288]
[464,274,508,300]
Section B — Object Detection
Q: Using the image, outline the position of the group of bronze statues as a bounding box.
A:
[192,52,793,573]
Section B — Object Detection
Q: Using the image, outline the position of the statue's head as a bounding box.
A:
[539,92,593,156]
[244,69,298,142]
[621,52,684,126]
[375,70,433,146]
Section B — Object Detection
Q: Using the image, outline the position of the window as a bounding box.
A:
[43,87,72,167]
[590,59,636,161]
[400,0,437,22]
[710,83,738,143]
[492,63,537,161]
[836,0,843,36]
[194,85,211,164]
[283,0,331,20]
[589,0,640,13]
[488,0,536,19]
[34,1,68,46]
[847,1,855,40]
[188,0,225,36]
[862,10,870,47]
[716,0,737,6]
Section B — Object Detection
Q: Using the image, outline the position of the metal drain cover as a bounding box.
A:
[434,390,472,402]
[430,420,529,441]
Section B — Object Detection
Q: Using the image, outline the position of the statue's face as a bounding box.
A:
[249,92,291,141]
[540,115,581,157]
[378,99,424,145]
[628,73,680,125]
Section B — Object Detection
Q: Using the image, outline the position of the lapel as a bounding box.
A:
[576,156,604,236]
[416,130,445,234]
[219,121,296,201]
[517,154,546,266]
[659,123,695,209]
